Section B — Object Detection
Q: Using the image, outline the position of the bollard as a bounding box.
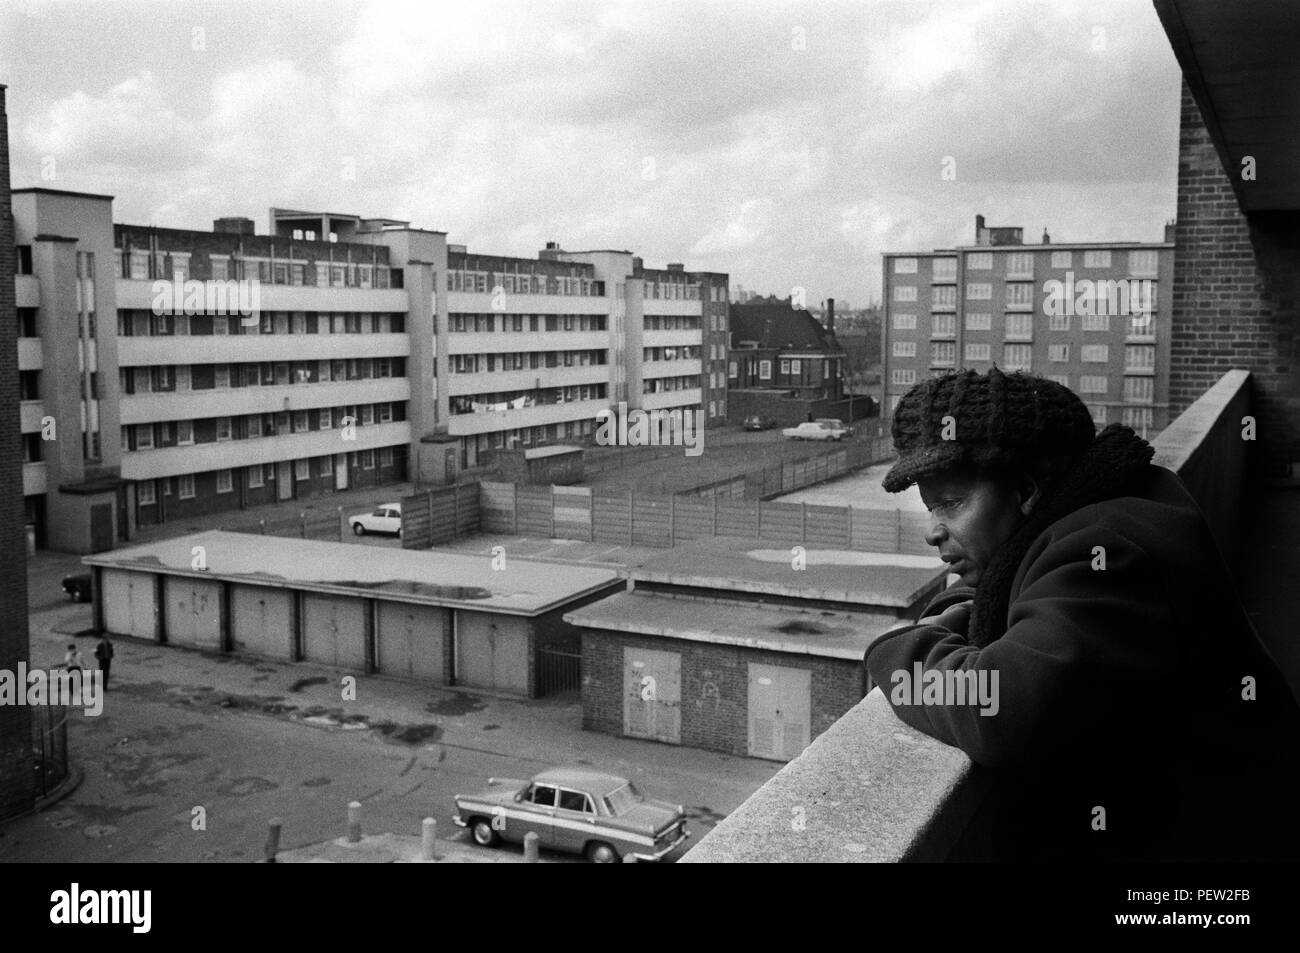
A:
[300,512,308,538]
[347,800,362,843]
[338,506,345,543]
[421,817,436,861]
[523,831,539,863]
[259,519,266,535]
[265,818,282,863]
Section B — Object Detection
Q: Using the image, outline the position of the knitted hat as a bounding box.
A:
[882,368,1096,493]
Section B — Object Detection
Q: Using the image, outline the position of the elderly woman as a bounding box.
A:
[863,368,1300,860]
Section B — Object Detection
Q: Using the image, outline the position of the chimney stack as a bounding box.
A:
[826,297,835,335]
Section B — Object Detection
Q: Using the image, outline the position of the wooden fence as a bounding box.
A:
[400,483,481,548]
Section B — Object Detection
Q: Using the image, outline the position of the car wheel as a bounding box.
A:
[72,590,84,603]
[586,841,620,864]
[471,819,498,848]
[352,523,366,536]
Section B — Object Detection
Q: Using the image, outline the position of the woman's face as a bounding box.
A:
[916,469,1035,587]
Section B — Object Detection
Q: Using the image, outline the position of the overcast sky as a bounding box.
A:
[1,0,1182,307]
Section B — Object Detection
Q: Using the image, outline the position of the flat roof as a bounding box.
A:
[83,530,621,616]
[13,186,115,201]
[565,590,898,660]
[523,444,582,459]
[625,537,946,609]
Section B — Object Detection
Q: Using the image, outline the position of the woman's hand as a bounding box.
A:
[918,599,973,635]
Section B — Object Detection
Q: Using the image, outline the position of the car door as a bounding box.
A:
[384,508,402,534]
[553,788,598,853]
[510,783,556,847]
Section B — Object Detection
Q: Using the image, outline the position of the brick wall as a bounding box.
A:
[1171,80,1300,476]
[0,85,36,818]
[581,628,865,759]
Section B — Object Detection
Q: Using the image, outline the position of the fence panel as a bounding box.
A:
[632,495,672,547]
[480,481,517,534]
[592,493,633,544]
[758,501,804,543]
[805,504,853,548]
[515,486,555,537]
[553,486,593,539]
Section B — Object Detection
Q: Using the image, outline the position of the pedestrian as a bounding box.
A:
[63,643,83,672]
[94,634,114,690]
[864,367,1300,861]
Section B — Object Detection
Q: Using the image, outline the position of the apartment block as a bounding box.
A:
[11,194,727,551]
[881,215,1174,437]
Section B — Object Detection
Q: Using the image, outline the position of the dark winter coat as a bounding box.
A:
[864,428,1300,861]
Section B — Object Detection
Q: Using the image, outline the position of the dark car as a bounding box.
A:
[742,415,777,431]
[62,573,92,603]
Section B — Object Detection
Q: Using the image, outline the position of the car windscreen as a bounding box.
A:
[603,782,643,815]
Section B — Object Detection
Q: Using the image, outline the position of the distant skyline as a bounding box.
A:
[0,0,1182,305]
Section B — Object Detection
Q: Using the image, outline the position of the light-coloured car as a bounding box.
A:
[452,767,689,863]
[349,503,402,537]
[781,421,847,441]
[814,417,854,436]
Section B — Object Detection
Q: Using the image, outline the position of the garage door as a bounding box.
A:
[231,585,294,660]
[164,576,223,650]
[376,602,447,682]
[623,647,681,744]
[456,612,528,695]
[101,569,157,641]
[301,593,368,670]
[747,663,811,762]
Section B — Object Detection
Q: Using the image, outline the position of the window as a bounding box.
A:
[378,403,393,423]
[1125,344,1155,372]
[129,251,149,280]
[248,466,264,489]
[1082,313,1110,332]
[319,408,333,430]
[216,469,233,494]
[965,312,992,331]
[1078,375,1109,395]
[893,340,917,357]
[966,283,992,300]
[932,286,957,309]
[1050,250,1073,269]
[135,425,154,450]
[965,342,991,361]
[932,314,956,337]
[1050,312,1071,332]
[1122,406,1154,431]
[892,313,917,330]
[1005,253,1034,278]
[966,252,992,270]
[1048,374,1070,387]
[178,473,195,499]
[379,446,394,466]
[361,450,375,470]
[360,405,374,425]
[1049,344,1070,363]
[1083,250,1112,268]
[758,360,772,380]
[1124,376,1154,403]
[137,482,156,506]
[293,411,309,433]
[931,342,956,367]
[932,258,957,282]
[728,361,738,378]
[215,417,232,441]
[1005,314,1033,339]
[1003,344,1032,371]
[1128,249,1159,276]
[1005,282,1034,309]
[790,359,801,375]
[1088,404,1108,425]
[177,420,194,445]
[1128,313,1157,338]
[528,784,557,807]
[892,285,917,302]
[892,369,917,386]
[779,359,790,375]
[1081,345,1110,363]
[558,789,594,814]
[295,459,310,481]
[215,364,230,388]
[893,258,918,274]
[213,316,229,335]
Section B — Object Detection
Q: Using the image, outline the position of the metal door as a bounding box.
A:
[277,461,293,500]
[747,663,812,761]
[622,647,681,744]
[89,503,113,553]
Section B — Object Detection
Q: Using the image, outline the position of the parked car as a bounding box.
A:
[742,415,777,431]
[348,503,402,537]
[781,421,848,441]
[814,417,854,437]
[452,767,689,863]
[61,573,93,603]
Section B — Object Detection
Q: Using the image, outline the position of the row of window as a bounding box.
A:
[893,249,1160,277]
[645,281,702,301]
[122,403,401,451]
[123,250,400,289]
[892,361,1155,400]
[893,312,1157,336]
[135,448,398,505]
[643,316,701,331]
[449,384,609,416]
[118,310,406,337]
[447,270,605,297]
[120,358,403,394]
[893,281,1160,310]
[450,351,607,374]
[896,341,1156,370]
[643,375,699,395]
[727,358,837,381]
[643,346,701,362]
[448,313,608,333]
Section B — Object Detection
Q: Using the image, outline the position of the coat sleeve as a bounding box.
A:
[863,515,1175,768]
